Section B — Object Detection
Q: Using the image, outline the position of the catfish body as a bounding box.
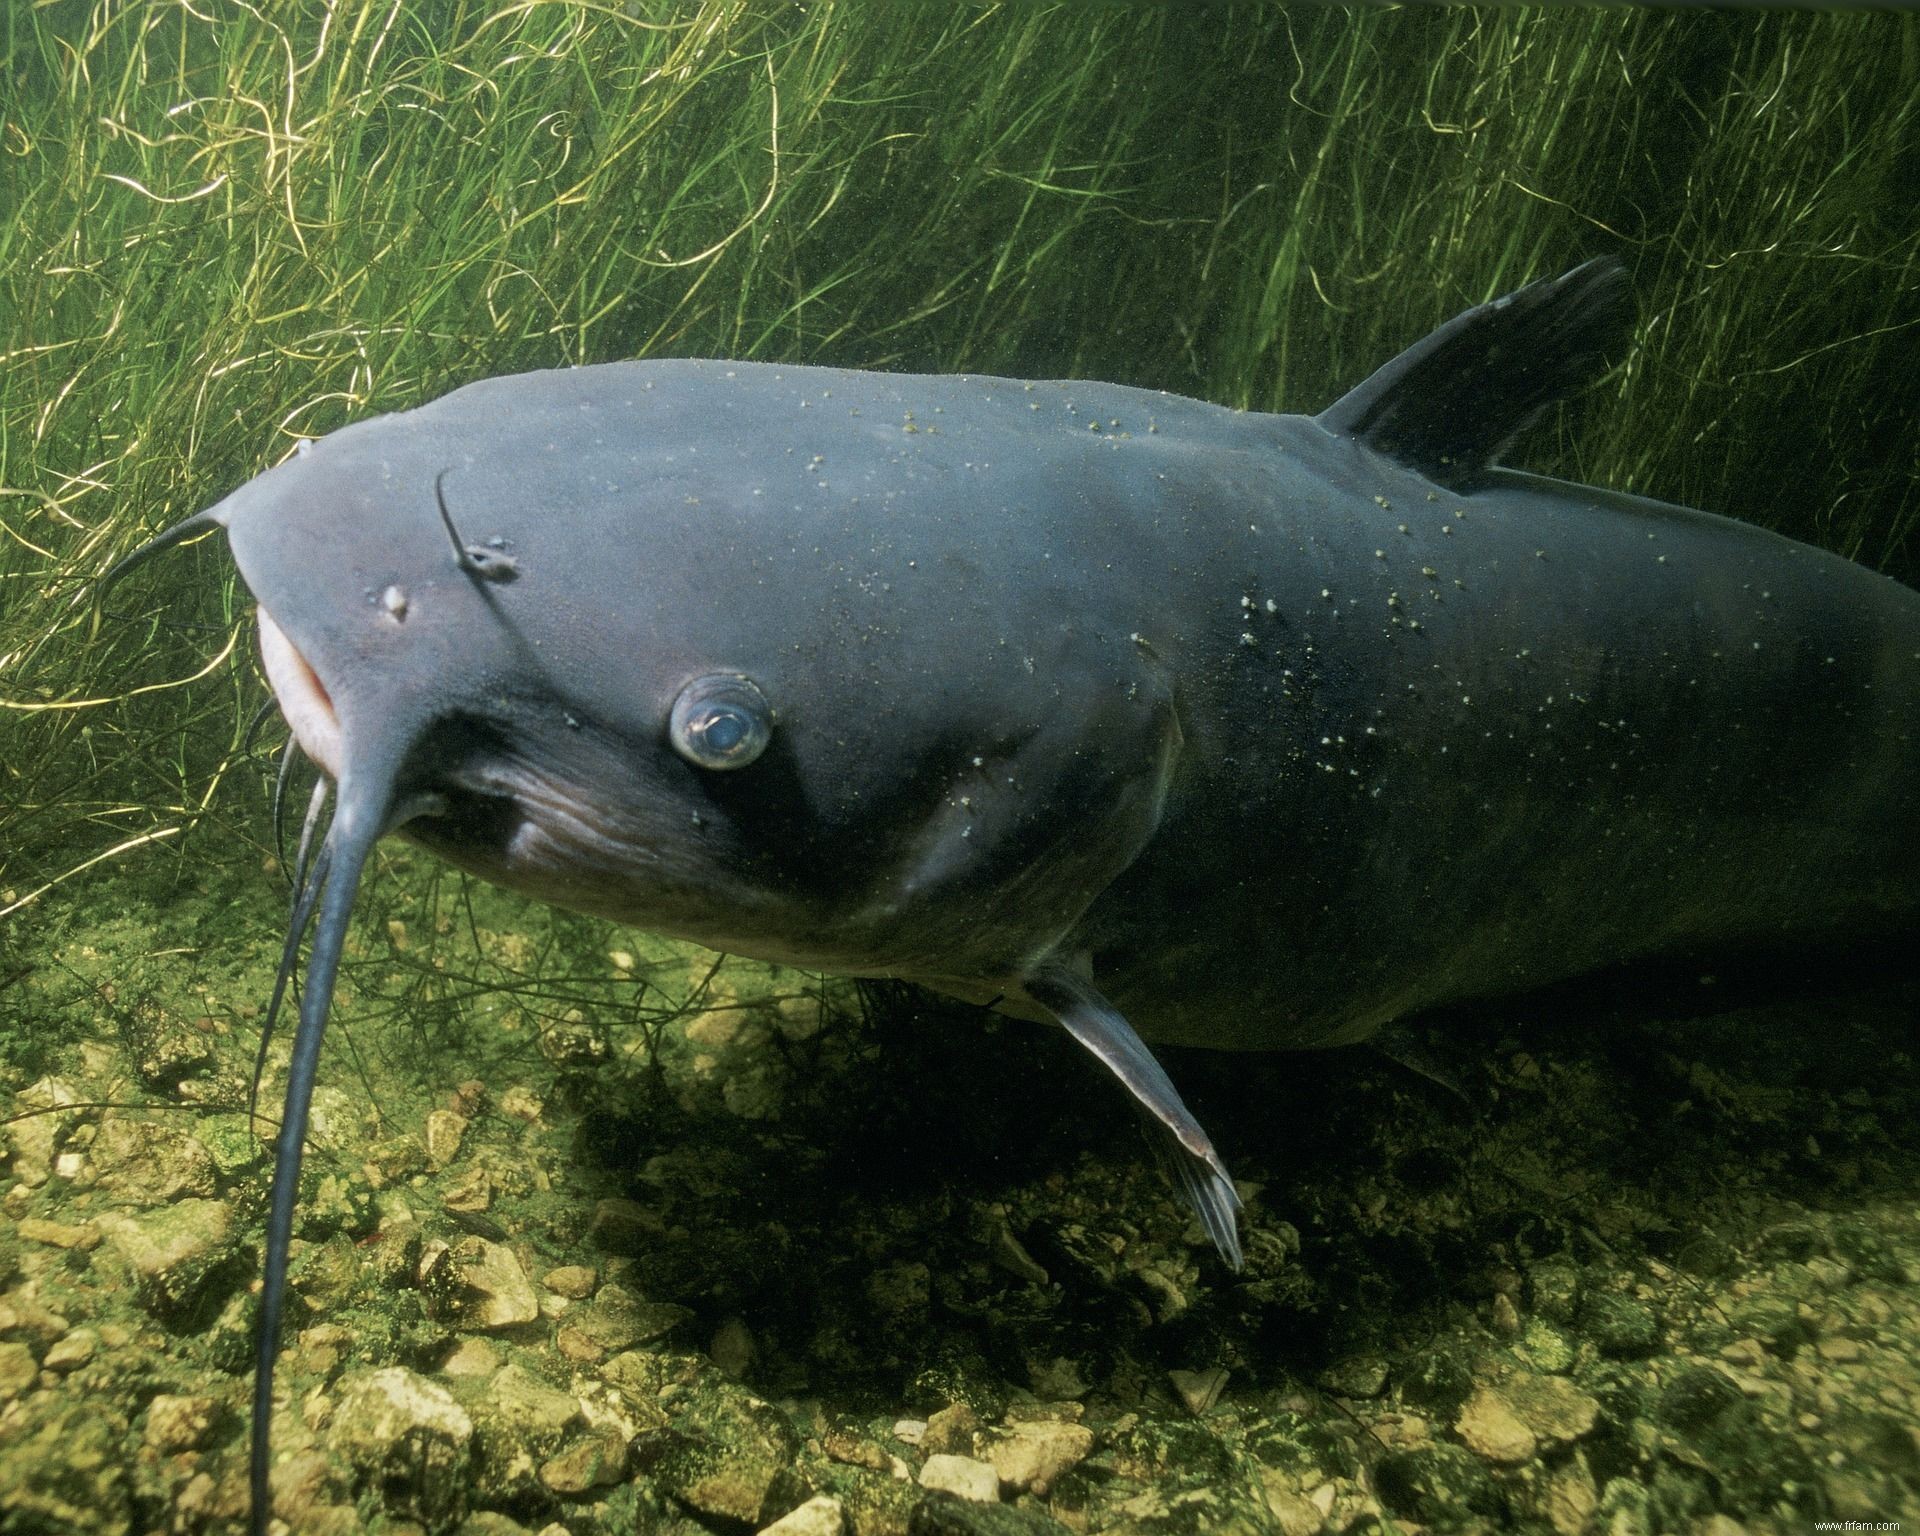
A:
[112,262,1920,1534]
[225,342,1920,1049]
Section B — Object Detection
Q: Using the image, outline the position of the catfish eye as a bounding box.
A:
[669,674,773,770]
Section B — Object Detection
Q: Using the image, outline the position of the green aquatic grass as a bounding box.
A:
[1,4,1915,909]
[0,0,1179,900]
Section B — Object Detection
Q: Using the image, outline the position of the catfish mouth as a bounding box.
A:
[257,605,343,781]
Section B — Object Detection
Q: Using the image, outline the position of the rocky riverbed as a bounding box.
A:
[1,849,1916,1534]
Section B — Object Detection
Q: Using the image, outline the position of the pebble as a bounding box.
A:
[327,1367,474,1522]
[1454,1385,1537,1464]
[443,1237,539,1330]
[425,1109,469,1170]
[922,1401,981,1455]
[1539,1450,1598,1536]
[538,1425,630,1493]
[823,1426,891,1471]
[0,1342,39,1400]
[555,1285,692,1362]
[480,1361,581,1443]
[16,1217,100,1250]
[95,1199,241,1325]
[1455,1372,1601,1464]
[90,1119,218,1203]
[1511,1318,1576,1374]
[0,1293,69,1344]
[1025,1354,1088,1401]
[1169,1365,1230,1416]
[632,1388,799,1523]
[497,1085,545,1123]
[1259,1473,1327,1536]
[458,1515,535,1536]
[980,1419,1094,1493]
[542,1264,598,1300]
[919,1452,1001,1502]
[442,1165,494,1214]
[757,1493,846,1535]
[440,1337,501,1377]
[8,1077,80,1187]
[587,1197,666,1255]
[42,1327,98,1372]
[144,1393,220,1453]
[1315,1353,1388,1398]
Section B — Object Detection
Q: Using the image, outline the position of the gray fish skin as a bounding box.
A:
[113,263,1920,1535]
[223,352,1920,1048]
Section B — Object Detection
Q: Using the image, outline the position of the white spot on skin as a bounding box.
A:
[380,585,408,621]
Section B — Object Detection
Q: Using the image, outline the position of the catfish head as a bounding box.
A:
[105,358,1241,1534]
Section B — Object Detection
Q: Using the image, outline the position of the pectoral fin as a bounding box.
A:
[1025,959,1244,1269]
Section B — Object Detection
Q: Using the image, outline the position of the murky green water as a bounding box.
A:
[3,7,1917,1534]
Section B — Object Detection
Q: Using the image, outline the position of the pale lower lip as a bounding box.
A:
[257,606,343,780]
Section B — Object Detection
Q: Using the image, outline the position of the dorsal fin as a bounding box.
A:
[1315,258,1632,490]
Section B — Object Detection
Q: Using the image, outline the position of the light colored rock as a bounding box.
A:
[498,1086,545,1123]
[686,1009,747,1048]
[447,1237,539,1330]
[16,1217,100,1250]
[539,1425,629,1493]
[542,1265,597,1300]
[758,1494,847,1536]
[0,1341,39,1400]
[981,1419,1094,1494]
[466,1362,580,1501]
[919,1452,1001,1502]
[458,1514,535,1536]
[1541,1449,1598,1536]
[891,1419,928,1447]
[440,1337,500,1377]
[96,1199,240,1325]
[1501,1370,1601,1448]
[426,1110,469,1170]
[90,1119,218,1203]
[483,1363,580,1439]
[921,1401,980,1456]
[0,1293,68,1345]
[553,1284,690,1361]
[145,1393,220,1453]
[327,1366,473,1522]
[9,1078,81,1186]
[42,1327,98,1372]
[1454,1385,1537,1464]
[1260,1469,1327,1536]
[442,1165,493,1214]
